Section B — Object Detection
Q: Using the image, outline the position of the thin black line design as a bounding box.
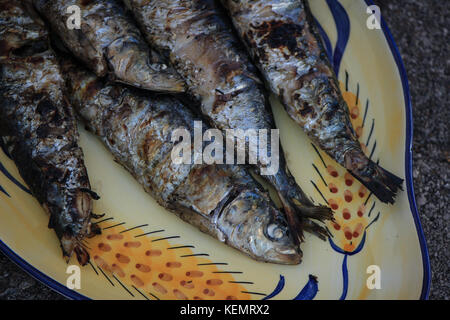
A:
[151,236,180,242]
[135,229,165,238]
[311,143,327,168]
[148,292,160,300]
[88,261,99,276]
[132,285,150,300]
[180,253,209,258]
[368,201,376,217]
[97,265,114,287]
[168,245,195,250]
[198,262,228,266]
[112,274,134,297]
[95,217,114,224]
[120,224,149,234]
[369,141,377,160]
[312,163,328,187]
[103,222,126,230]
[356,83,360,105]
[241,291,267,296]
[366,119,375,147]
[229,281,254,285]
[310,180,329,204]
[362,100,369,128]
[364,192,373,206]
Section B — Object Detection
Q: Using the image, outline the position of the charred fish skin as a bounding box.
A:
[221,0,403,204]
[0,1,48,60]
[0,0,99,265]
[124,0,332,243]
[62,61,301,264]
[32,0,185,93]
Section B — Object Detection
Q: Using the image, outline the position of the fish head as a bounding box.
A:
[46,187,98,266]
[217,189,302,265]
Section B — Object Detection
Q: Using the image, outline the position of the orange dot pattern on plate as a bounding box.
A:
[124,241,141,248]
[107,234,123,241]
[344,173,354,186]
[310,83,374,253]
[98,243,111,252]
[327,165,339,177]
[357,205,366,217]
[342,208,351,220]
[135,263,151,273]
[344,190,353,202]
[111,264,125,277]
[87,223,251,300]
[328,199,339,210]
[329,183,338,193]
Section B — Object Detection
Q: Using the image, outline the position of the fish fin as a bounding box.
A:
[73,245,90,266]
[272,172,333,242]
[278,195,305,245]
[87,222,102,238]
[301,220,330,241]
[293,204,332,241]
[351,160,404,204]
[285,209,305,246]
[279,194,333,244]
[294,203,334,222]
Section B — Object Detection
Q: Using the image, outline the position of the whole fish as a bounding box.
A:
[124,0,332,243]
[62,61,302,264]
[33,0,185,93]
[221,0,403,203]
[0,0,99,265]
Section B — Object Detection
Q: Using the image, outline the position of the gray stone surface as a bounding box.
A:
[0,0,448,300]
[374,0,449,300]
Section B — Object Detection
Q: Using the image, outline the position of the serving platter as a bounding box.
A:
[0,0,430,300]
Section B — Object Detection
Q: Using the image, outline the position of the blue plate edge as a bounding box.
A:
[0,240,89,300]
[363,0,431,300]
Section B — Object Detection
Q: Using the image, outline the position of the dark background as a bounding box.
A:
[0,0,448,300]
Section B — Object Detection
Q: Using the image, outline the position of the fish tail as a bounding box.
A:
[269,168,333,242]
[301,220,330,241]
[279,194,332,243]
[296,204,334,222]
[282,205,305,245]
[73,245,90,266]
[292,203,333,241]
[350,159,404,204]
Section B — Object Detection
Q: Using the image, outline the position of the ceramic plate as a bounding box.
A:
[0,0,430,300]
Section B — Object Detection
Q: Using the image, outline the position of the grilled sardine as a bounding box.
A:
[221,0,403,203]
[0,0,99,265]
[33,0,185,93]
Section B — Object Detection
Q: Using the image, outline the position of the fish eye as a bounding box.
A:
[266,223,285,240]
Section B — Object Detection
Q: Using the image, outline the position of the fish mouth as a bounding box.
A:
[263,246,303,265]
[57,189,99,266]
